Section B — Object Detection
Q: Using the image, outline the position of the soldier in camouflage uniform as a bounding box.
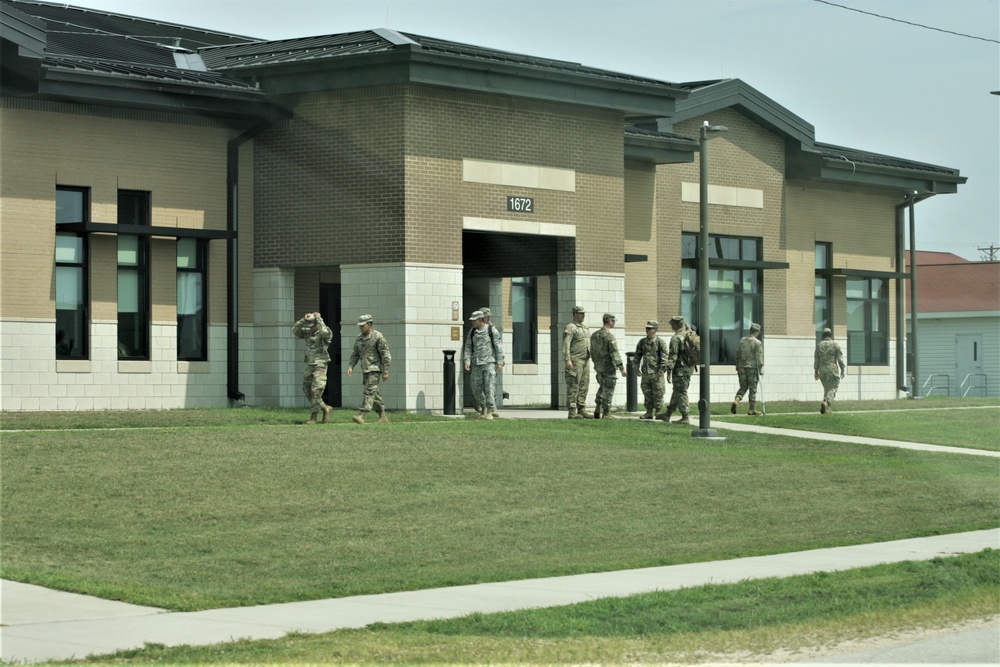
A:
[663,315,696,424]
[480,307,503,417]
[346,314,392,424]
[292,311,333,424]
[732,322,764,415]
[464,310,505,420]
[814,327,846,413]
[634,320,669,420]
[563,305,593,419]
[589,313,627,419]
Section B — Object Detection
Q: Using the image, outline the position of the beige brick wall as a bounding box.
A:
[624,160,657,333]
[0,99,254,327]
[786,180,901,339]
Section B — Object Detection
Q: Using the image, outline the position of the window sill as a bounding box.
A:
[178,361,211,374]
[119,361,153,373]
[57,360,92,373]
[512,363,538,375]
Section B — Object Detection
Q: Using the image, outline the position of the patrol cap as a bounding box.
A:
[750,323,761,332]
[645,320,659,329]
[572,305,585,314]
[603,312,616,322]
[304,313,317,324]
[822,327,832,335]
[469,310,485,320]
[357,314,373,327]
[669,315,685,324]
[480,307,491,316]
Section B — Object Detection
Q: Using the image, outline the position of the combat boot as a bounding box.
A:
[352,412,365,424]
[321,405,332,423]
[482,411,493,421]
[307,410,318,424]
[602,410,617,420]
[377,408,389,424]
[656,409,673,422]
[577,406,594,419]
[640,410,654,420]
[748,401,759,416]
[731,395,741,414]
[568,407,580,419]
[820,401,827,414]
[491,408,500,419]
[673,414,691,425]
[593,404,603,419]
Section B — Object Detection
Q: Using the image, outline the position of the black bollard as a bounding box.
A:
[443,350,456,415]
[626,352,637,413]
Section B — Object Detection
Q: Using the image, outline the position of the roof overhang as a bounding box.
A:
[625,128,697,164]
[817,267,910,280]
[682,258,790,271]
[219,46,686,117]
[789,146,966,195]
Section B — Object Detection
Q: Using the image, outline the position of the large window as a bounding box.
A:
[846,278,887,365]
[55,187,89,359]
[814,242,832,340]
[177,238,207,361]
[681,233,762,364]
[117,191,150,359]
[510,276,536,363]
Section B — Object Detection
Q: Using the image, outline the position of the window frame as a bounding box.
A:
[176,237,208,361]
[814,242,832,341]
[117,190,151,361]
[55,186,90,360]
[681,232,763,364]
[846,277,888,366]
[510,276,537,364]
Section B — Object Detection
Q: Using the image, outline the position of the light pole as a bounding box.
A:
[693,121,727,439]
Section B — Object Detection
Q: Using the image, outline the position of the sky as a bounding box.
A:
[62,0,1000,261]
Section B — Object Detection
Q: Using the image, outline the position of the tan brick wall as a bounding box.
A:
[786,180,901,338]
[0,99,254,326]
[624,160,657,332]
[653,110,787,330]
[404,86,624,273]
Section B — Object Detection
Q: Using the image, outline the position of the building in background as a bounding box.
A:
[906,251,999,398]
[1,0,966,411]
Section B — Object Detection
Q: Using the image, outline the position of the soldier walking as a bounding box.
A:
[464,310,504,420]
[634,320,669,420]
[732,322,764,415]
[346,314,392,424]
[663,315,696,424]
[292,311,333,424]
[814,327,846,413]
[590,313,627,419]
[563,305,593,419]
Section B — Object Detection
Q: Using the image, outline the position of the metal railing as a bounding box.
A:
[961,373,987,397]
[922,374,951,397]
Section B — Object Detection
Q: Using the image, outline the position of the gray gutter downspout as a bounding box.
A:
[895,192,921,397]
[907,193,920,398]
[227,124,269,402]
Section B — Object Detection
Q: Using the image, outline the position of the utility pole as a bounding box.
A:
[977,244,999,261]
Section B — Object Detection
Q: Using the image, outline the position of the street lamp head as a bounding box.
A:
[700,121,729,137]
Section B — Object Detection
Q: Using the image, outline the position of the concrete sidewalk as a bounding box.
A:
[2,529,998,663]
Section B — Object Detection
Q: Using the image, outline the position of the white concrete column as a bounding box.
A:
[251,267,298,407]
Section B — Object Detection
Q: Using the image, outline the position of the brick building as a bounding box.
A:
[0,0,966,412]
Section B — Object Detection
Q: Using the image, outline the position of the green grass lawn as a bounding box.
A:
[3,415,997,612]
[715,404,1000,450]
[77,550,998,665]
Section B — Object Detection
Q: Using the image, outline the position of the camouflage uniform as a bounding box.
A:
[464,316,504,417]
[665,322,695,421]
[814,333,846,413]
[634,323,669,417]
[292,314,333,417]
[733,326,764,413]
[349,321,392,416]
[563,308,591,418]
[590,316,625,418]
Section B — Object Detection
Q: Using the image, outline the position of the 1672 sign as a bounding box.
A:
[507,196,534,213]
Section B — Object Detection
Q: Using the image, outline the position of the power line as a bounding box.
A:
[812,0,1000,44]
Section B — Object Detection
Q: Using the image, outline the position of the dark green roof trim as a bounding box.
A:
[682,258,790,271]
[1,2,46,58]
[57,221,233,240]
[666,78,815,147]
[789,143,966,195]
[625,125,696,164]
[204,30,689,116]
[817,267,910,280]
